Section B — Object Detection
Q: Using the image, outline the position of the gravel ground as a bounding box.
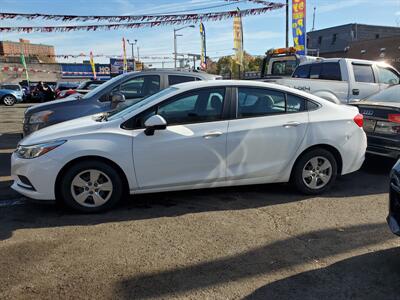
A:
[0,104,399,300]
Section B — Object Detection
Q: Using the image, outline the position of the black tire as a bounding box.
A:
[292,148,338,195]
[2,95,16,106]
[59,160,124,213]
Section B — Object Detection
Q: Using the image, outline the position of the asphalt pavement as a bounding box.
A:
[0,104,399,299]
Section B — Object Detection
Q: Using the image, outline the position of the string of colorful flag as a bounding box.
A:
[0,1,285,32]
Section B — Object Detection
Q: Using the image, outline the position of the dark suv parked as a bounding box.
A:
[23,69,221,135]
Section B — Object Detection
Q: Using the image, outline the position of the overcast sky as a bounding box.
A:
[1,0,400,67]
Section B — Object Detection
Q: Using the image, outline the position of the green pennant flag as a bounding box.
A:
[20,49,29,81]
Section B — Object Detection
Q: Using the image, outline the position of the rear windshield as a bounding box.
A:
[364,85,400,103]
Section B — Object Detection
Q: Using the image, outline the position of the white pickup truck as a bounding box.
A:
[266,58,400,104]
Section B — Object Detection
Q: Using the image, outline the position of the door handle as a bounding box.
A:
[352,89,360,96]
[282,122,301,128]
[203,131,223,139]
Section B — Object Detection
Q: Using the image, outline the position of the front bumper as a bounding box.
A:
[10,152,63,200]
[388,170,400,236]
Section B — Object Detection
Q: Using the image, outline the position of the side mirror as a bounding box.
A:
[388,79,398,85]
[144,115,167,136]
[110,91,125,109]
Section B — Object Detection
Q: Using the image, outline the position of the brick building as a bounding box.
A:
[307,23,400,57]
[0,39,56,63]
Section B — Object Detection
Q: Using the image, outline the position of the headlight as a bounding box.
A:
[29,110,53,124]
[15,140,66,159]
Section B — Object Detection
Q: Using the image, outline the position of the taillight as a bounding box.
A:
[353,113,363,127]
[388,114,400,124]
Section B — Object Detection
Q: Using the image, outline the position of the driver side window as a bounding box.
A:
[377,67,400,85]
[133,88,225,128]
[114,75,160,100]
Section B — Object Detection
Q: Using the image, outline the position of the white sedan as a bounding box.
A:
[11,80,366,212]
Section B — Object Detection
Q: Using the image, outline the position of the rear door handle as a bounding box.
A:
[283,122,301,128]
[352,89,360,96]
[203,131,223,139]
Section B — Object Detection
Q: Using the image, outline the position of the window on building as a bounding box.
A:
[331,34,337,45]
[318,36,323,44]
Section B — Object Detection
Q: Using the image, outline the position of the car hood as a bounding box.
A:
[20,114,105,146]
[25,96,80,115]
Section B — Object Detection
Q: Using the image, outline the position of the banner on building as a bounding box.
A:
[292,0,306,55]
[89,51,97,80]
[199,23,207,70]
[110,58,134,77]
[60,63,110,79]
[233,9,244,66]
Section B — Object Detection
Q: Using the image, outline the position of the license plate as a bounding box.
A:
[363,119,376,132]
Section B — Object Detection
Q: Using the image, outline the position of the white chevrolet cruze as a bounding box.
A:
[11,81,366,212]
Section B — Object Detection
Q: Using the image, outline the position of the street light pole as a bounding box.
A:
[173,25,195,69]
[127,39,137,71]
[286,0,289,48]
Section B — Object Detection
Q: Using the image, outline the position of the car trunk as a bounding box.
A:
[355,103,400,153]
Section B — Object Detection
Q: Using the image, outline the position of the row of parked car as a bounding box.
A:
[0,80,107,106]
[6,59,400,237]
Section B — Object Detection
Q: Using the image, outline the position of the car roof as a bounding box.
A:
[171,79,331,102]
[119,69,220,79]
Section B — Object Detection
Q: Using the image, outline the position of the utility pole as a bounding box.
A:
[286,0,289,48]
[137,46,140,62]
[312,6,316,31]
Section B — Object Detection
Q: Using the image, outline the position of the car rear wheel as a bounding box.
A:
[60,161,123,213]
[3,95,16,106]
[292,148,337,194]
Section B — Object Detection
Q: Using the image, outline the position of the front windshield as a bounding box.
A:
[82,75,122,99]
[364,85,400,103]
[108,87,179,121]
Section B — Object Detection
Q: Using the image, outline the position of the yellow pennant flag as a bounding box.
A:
[233,9,243,66]
[89,51,96,80]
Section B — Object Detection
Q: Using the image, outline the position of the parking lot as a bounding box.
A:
[1,104,400,299]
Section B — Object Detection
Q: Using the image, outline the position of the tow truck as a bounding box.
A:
[245,47,318,79]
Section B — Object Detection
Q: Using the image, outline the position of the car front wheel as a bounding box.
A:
[3,95,16,106]
[60,160,123,213]
[292,148,337,195]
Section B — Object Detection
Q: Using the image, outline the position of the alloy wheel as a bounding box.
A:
[302,156,332,190]
[3,96,15,106]
[70,169,113,207]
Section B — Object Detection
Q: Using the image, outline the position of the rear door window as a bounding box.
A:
[292,64,310,78]
[168,75,197,86]
[353,64,375,83]
[309,63,341,80]
[320,63,342,81]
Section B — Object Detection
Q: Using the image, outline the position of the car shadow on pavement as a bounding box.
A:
[0,154,396,241]
[112,223,398,299]
[244,246,400,300]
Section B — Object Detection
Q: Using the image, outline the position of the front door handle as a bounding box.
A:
[283,122,301,128]
[352,89,360,96]
[203,131,223,139]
